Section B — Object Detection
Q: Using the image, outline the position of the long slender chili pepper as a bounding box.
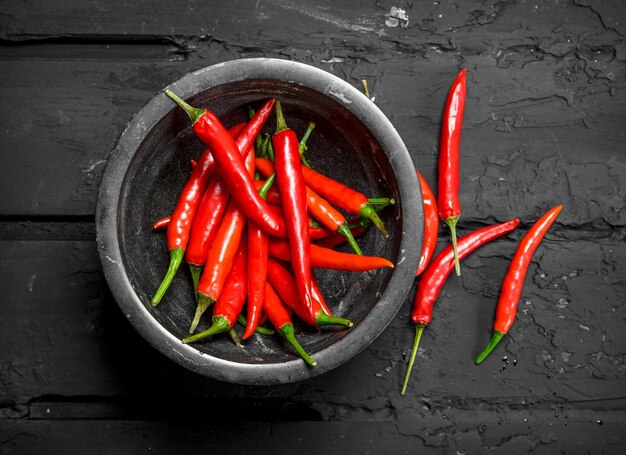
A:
[182,241,248,344]
[255,158,362,255]
[256,157,388,238]
[475,205,563,364]
[271,101,315,323]
[438,68,467,277]
[268,241,394,272]
[266,258,352,327]
[400,218,520,395]
[191,202,247,333]
[263,282,317,366]
[166,91,291,238]
[243,219,269,340]
[186,123,247,288]
[151,95,274,306]
[416,171,439,277]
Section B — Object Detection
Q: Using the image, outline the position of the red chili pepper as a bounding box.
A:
[416,171,438,276]
[268,240,394,272]
[152,216,170,230]
[475,205,563,364]
[438,68,467,277]
[263,282,317,366]
[186,123,247,288]
[191,201,247,333]
[243,220,269,339]
[400,218,520,395]
[266,258,351,327]
[255,158,362,255]
[257,157,388,238]
[271,101,315,323]
[310,270,332,316]
[182,241,248,344]
[151,96,274,306]
[166,91,290,238]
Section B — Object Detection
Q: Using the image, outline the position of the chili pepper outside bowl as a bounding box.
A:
[96,58,423,385]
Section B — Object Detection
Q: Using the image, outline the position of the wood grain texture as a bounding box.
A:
[0,0,625,452]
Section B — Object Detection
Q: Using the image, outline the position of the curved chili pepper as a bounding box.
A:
[186,123,247,288]
[255,158,362,255]
[266,258,352,327]
[438,68,467,277]
[165,91,290,239]
[263,282,316,366]
[416,171,438,276]
[475,205,562,364]
[151,96,274,306]
[191,201,247,333]
[153,216,170,230]
[400,218,520,396]
[271,101,315,323]
[237,315,274,335]
[268,240,393,272]
[301,165,388,238]
[182,241,248,344]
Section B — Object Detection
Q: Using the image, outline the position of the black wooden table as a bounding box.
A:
[1,1,625,453]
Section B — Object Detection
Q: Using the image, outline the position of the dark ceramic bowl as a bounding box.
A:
[96,58,422,385]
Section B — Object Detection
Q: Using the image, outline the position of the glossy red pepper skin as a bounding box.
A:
[310,270,332,316]
[412,218,520,325]
[272,105,315,323]
[182,241,247,344]
[243,219,269,340]
[186,123,248,287]
[166,92,289,238]
[266,258,351,327]
[263,281,316,366]
[400,218,520,396]
[475,205,562,364]
[416,171,438,277]
[268,240,394,272]
[191,200,247,333]
[438,68,467,276]
[257,157,388,237]
[255,158,362,254]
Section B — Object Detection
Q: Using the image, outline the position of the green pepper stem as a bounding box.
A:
[237,315,275,335]
[228,328,244,348]
[266,135,275,162]
[337,223,363,255]
[361,79,371,99]
[275,100,288,133]
[151,248,184,306]
[260,134,271,159]
[400,324,426,396]
[298,122,315,167]
[189,292,216,333]
[443,215,461,276]
[315,311,353,328]
[258,173,276,200]
[280,323,317,367]
[359,203,389,238]
[475,330,505,365]
[188,263,202,291]
[182,315,231,344]
[165,89,205,124]
[368,197,395,206]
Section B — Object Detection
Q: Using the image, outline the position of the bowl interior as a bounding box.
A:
[118,79,402,366]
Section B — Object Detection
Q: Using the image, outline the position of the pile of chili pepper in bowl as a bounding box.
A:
[95,58,423,385]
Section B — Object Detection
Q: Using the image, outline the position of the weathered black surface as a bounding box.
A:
[0,1,624,453]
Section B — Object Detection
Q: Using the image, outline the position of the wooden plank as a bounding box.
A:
[1,239,624,407]
[1,414,625,454]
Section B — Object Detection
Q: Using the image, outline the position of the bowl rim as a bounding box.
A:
[95,57,423,385]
